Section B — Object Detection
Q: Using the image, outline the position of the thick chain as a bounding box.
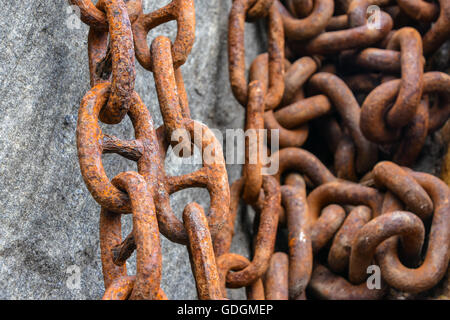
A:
[221,0,450,300]
[72,0,450,300]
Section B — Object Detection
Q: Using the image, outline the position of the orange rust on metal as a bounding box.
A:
[429,94,450,133]
[213,179,244,258]
[102,276,168,300]
[334,134,357,182]
[87,24,108,87]
[264,111,309,148]
[309,264,388,300]
[382,191,404,213]
[77,84,162,214]
[274,95,332,129]
[111,172,162,300]
[384,28,424,129]
[243,81,265,204]
[133,0,195,71]
[326,14,349,31]
[360,78,403,144]
[99,171,163,300]
[74,0,233,300]
[307,181,383,222]
[422,0,450,55]
[345,0,393,27]
[138,38,230,245]
[281,56,320,105]
[347,0,373,27]
[272,147,336,186]
[86,0,136,125]
[360,72,450,154]
[222,0,449,300]
[282,174,312,299]
[175,68,191,120]
[69,0,143,31]
[160,120,230,244]
[249,53,313,149]
[71,0,450,301]
[264,252,289,300]
[285,0,314,18]
[298,10,393,55]
[151,36,188,144]
[102,275,135,300]
[328,206,372,273]
[225,176,281,288]
[100,207,127,289]
[397,0,439,22]
[308,72,378,174]
[373,161,433,219]
[229,0,285,110]
[340,48,402,73]
[246,0,274,21]
[217,253,265,300]
[393,97,429,166]
[348,210,425,284]
[184,203,223,300]
[310,204,346,253]
[376,172,450,293]
[276,0,334,40]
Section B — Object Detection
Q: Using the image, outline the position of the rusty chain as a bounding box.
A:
[71,0,450,300]
[73,0,228,299]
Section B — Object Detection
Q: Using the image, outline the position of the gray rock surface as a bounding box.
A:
[0,0,264,299]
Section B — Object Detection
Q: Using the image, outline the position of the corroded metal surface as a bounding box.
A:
[70,0,450,300]
[74,0,228,300]
[229,0,285,109]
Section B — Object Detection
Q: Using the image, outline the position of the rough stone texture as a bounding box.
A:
[0,0,265,299]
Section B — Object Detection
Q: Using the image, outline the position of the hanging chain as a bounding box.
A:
[72,0,450,300]
[73,0,228,299]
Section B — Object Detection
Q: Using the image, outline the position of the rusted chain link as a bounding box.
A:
[276,0,334,40]
[360,72,450,165]
[376,169,450,293]
[281,174,312,299]
[69,0,143,30]
[264,252,289,299]
[242,81,265,204]
[133,0,195,71]
[184,203,223,300]
[328,206,372,273]
[104,172,162,300]
[225,176,281,288]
